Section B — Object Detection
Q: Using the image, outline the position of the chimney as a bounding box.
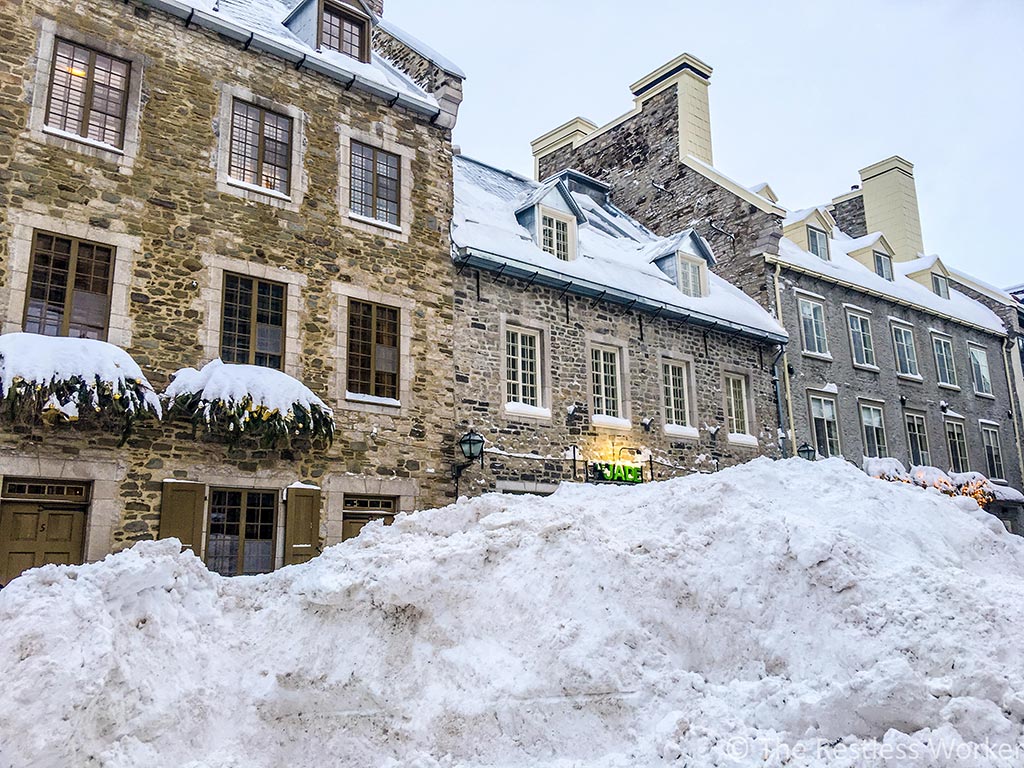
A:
[630,52,714,165]
[367,0,383,16]
[858,156,924,262]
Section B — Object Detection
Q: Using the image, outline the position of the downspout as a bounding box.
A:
[773,262,796,456]
[1002,339,1024,486]
[771,343,789,457]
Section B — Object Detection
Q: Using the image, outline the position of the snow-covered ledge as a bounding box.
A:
[0,332,161,440]
[164,359,334,447]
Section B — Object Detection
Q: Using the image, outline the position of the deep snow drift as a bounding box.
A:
[3,458,1024,768]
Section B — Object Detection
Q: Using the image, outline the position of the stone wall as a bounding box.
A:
[0,0,458,558]
[452,269,782,494]
[830,193,868,238]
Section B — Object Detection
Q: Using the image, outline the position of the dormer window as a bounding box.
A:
[874,252,894,281]
[539,208,575,261]
[932,274,950,299]
[677,253,706,298]
[320,1,370,62]
[807,227,829,261]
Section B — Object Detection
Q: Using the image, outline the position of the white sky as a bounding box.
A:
[387,0,1024,289]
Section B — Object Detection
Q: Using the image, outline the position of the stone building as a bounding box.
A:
[531,53,1024,497]
[0,0,464,584]
[449,155,787,495]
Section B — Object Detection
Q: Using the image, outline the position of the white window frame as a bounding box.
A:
[798,297,829,357]
[944,419,969,474]
[724,372,754,443]
[662,358,693,431]
[980,422,1005,480]
[891,323,920,379]
[904,411,931,467]
[807,226,830,261]
[809,393,840,458]
[846,310,877,370]
[968,343,994,397]
[505,326,542,409]
[874,252,894,281]
[538,206,577,262]
[931,333,959,389]
[859,402,888,458]
[932,274,950,299]
[590,344,623,421]
[676,253,707,298]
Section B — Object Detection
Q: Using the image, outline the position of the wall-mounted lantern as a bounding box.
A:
[797,442,816,461]
[454,429,485,497]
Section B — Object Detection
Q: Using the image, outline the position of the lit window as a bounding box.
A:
[46,39,130,148]
[25,231,112,340]
[932,335,958,387]
[860,403,887,458]
[905,412,930,466]
[540,211,574,261]
[320,2,368,62]
[677,257,704,298]
[932,274,950,299]
[891,324,919,377]
[810,394,840,458]
[228,100,293,195]
[725,374,750,435]
[798,298,828,355]
[350,141,401,226]
[348,300,400,400]
[945,420,969,473]
[206,489,276,577]
[874,252,894,281]
[506,328,540,407]
[981,425,1005,480]
[591,346,621,418]
[847,312,875,368]
[220,274,286,370]
[968,344,993,395]
[807,227,830,261]
[663,361,690,427]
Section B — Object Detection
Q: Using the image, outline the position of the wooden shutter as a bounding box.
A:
[159,481,206,553]
[284,486,321,566]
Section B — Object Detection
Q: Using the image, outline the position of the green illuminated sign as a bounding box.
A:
[589,462,644,484]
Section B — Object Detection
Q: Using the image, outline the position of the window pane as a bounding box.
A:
[207,490,243,577]
[322,5,365,60]
[47,40,131,148]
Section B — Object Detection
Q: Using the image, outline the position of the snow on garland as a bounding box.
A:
[165,359,334,447]
[863,457,1023,506]
[0,332,162,441]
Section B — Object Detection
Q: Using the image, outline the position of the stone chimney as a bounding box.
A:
[858,156,924,262]
[630,52,714,165]
[367,0,383,16]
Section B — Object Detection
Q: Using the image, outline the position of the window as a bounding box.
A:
[350,141,401,226]
[945,420,969,473]
[860,403,888,458]
[969,344,993,395]
[905,413,930,466]
[506,328,540,407]
[228,100,293,195]
[206,489,276,577]
[591,346,621,419]
[663,361,691,427]
[45,39,130,148]
[847,312,876,368]
[798,298,828,356]
[539,209,576,262]
[809,394,840,458]
[24,231,112,340]
[320,2,369,62]
[932,335,958,387]
[725,374,750,435]
[981,424,1005,480]
[932,274,950,299]
[342,495,396,541]
[807,227,830,261]
[874,252,894,281]
[891,325,919,377]
[220,274,286,369]
[677,257,704,298]
[348,300,400,400]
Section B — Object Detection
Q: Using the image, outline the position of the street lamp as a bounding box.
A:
[454,429,485,497]
[796,442,816,461]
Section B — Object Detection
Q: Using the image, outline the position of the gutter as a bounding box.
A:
[137,0,442,121]
[455,247,788,345]
[773,262,796,456]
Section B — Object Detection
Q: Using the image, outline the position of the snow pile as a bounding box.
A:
[3,458,1024,767]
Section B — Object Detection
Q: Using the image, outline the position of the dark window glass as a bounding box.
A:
[229,100,293,195]
[46,39,130,147]
[347,300,400,400]
[350,141,401,226]
[220,274,286,370]
[25,232,112,339]
[321,3,367,61]
[207,489,276,577]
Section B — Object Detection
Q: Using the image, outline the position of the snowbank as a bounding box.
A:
[3,458,1024,767]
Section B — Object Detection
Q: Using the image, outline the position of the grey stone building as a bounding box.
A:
[449,155,787,495]
[531,52,1024,499]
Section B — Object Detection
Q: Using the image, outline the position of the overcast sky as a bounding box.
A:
[387,0,1023,289]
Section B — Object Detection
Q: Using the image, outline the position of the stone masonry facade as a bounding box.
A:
[0,0,461,567]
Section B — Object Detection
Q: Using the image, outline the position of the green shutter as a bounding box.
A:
[284,486,321,566]
[159,481,206,553]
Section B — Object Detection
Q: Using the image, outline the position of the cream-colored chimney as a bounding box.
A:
[858,156,924,262]
[630,53,714,165]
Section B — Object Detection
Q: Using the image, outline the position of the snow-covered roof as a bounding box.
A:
[783,206,835,228]
[453,155,787,342]
[772,231,1006,335]
[134,0,458,116]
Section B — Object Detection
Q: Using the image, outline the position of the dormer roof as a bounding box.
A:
[514,178,587,224]
[783,206,836,231]
[748,182,779,204]
[643,229,716,267]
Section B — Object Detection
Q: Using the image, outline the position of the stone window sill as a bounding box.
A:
[802,351,833,362]
[896,373,923,383]
[348,211,403,234]
[853,363,880,373]
[226,177,292,202]
[974,391,996,400]
[938,382,961,392]
[42,125,125,156]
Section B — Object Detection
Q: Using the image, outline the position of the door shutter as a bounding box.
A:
[284,486,321,566]
[159,481,206,553]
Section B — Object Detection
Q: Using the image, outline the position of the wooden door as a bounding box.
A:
[0,502,86,586]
